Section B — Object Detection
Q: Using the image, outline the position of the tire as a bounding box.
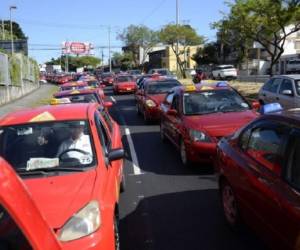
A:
[180,139,190,167]
[160,122,166,142]
[220,179,241,230]
[114,214,120,250]
[120,172,126,192]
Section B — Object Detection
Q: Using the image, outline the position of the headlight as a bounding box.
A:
[189,129,211,142]
[58,201,101,242]
[145,99,156,108]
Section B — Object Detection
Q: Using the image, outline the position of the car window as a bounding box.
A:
[239,128,251,151]
[279,79,294,95]
[286,132,300,190]
[0,205,33,249]
[145,81,180,94]
[171,94,180,112]
[295,80,300,95]
[246,127,284,170]
[99,109,113,132]
[262,78,274,91]
[269,78,282,93]
[58,94,99,103]
[165,92,174,104]
[94,112,111,163]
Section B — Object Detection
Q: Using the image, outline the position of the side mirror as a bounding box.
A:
[107,148,124,162]
[104,101,113,108]
[282,89,293,96]
[252,101,260,110]
[167,109,177,116]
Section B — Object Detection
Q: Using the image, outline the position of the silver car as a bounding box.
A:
[258,75,300,109]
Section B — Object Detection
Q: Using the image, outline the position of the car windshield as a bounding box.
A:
[61,85,86,91]
[58,94,99,103]
[87,81,99,87]
[156,70,169,75]
[146,81,180,94]
[117,76,134,82]
[288,60,300,65]
[183,89,250,115]
[0,120,96,175]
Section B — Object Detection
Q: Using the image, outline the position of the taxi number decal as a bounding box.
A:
[71,90,80,94]
[30,111,56,122]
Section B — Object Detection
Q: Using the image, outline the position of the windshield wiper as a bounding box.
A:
[16,167,85,175]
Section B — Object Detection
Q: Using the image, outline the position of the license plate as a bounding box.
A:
[126,88,131,90]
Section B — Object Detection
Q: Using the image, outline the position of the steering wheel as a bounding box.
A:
[58,148,89,161]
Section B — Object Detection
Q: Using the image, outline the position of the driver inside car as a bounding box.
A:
[56,121,92,160]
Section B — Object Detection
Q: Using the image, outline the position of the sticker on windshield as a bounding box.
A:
[79,155,93,165]
[241,103,249,108]
[17,127,33,136]
[26,158,59,171]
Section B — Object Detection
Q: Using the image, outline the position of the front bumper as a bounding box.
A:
[186,141,217,163]
[145,106,161,121]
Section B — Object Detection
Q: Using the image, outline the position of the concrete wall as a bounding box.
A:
[0,80,40,106]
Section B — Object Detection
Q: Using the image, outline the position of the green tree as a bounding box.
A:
[214,0,300,75]
[1,21,26,40]
[118,25,159,68]
[112,52,134,71]
[159,24,204,78]
[192,42,219,65]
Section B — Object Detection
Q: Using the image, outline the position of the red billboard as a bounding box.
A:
[62,42,92,55]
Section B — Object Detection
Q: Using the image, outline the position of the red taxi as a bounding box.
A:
[59,81,88,92]
[135,77,181,123]
[216,103,300,250]
[0,103,124,250]
[54,87,105,101]
[0,157,62,250]
[160,82,259,166]
[101,72,115,86]
[113,75,137,94]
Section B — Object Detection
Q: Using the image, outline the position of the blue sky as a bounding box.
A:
[1,0,229,64]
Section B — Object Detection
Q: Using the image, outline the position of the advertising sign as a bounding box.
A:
[62,42,92,55]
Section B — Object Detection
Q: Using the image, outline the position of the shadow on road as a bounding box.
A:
[120,190,266,250]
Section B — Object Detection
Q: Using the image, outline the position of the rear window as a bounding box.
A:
[146,80,180,94]
[117,76,134,82]
[58,94,99,103]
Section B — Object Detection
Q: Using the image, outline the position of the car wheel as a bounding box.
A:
[180,139,190,167]
[220,179,241,230]
[160,123,166,142]
[120,172,126,192]
[114,214,120,250]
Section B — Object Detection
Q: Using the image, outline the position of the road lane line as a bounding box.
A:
[125,127,143,175]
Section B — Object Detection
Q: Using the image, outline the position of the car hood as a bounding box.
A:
[184,110,258,138]
[24,170,96,229]
[148,94,166,105]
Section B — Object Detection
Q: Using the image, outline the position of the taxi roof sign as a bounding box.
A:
[184,84,196,92]
[50,98,71,105]
[216,81,228,87]
[260,103,283,115]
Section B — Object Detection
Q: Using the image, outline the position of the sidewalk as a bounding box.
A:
[0,83,58,117]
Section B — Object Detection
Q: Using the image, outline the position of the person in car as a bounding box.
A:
[56,122,92,159]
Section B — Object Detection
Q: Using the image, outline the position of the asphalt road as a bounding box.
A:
[106,87,267,250]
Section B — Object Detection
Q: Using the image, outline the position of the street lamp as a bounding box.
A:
[9,5,17,54]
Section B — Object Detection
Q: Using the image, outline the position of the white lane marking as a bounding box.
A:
[111,96,116,103]
[125,128,143,175]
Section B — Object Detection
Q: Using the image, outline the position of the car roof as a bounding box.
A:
[173,81,231,94]
[61,81,87,87]
[144,77,178,84]
[54,88,99,97]
[0,103,97,126]
[272,74,300,80]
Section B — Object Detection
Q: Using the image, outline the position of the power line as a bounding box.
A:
[140,0,168,24]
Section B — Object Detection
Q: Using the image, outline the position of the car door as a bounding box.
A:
[165,94,182,147]
[260,78,282,103]
[278,128,300,250]
[277,78,296,109]
[232,121,289,246]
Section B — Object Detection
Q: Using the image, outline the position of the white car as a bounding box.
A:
[211,65,237,80]
[286,59,300,74]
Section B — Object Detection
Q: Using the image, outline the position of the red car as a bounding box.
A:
[135,77,181,123]
[0,103,124,250]
[59,81,88,92]
[216,103,300,250]
[113,75,137,94]
[101,72,115,86]
[0,157,62,250]
[160,82,260,166]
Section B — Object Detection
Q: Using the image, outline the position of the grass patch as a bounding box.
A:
[30,85,59,107]
[179,78,262,102]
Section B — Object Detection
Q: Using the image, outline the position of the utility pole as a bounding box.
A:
[9,6,17,54]
[108,26,112,72]
[176,0,179,75]
[1,19,4,40]
[101,48,104,66]
[65,40,69,72]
